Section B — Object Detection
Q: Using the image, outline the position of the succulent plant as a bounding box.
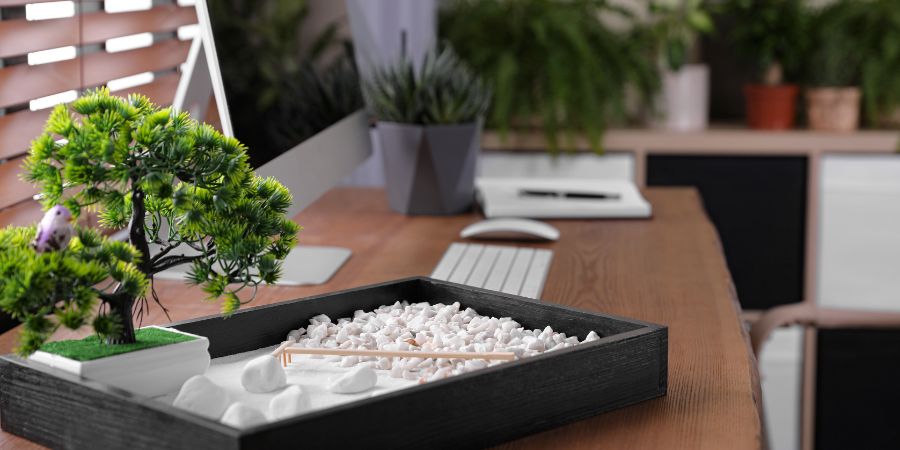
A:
[365,45,491,125]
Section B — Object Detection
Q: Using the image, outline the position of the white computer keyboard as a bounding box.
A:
[430,243,553,299]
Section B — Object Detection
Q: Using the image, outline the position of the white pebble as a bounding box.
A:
[241,355,287,393]
[268,385,310,421]
[328,365,377,394]
[173,375,230,420]
[286,328,305,341]
[290,301,602,385]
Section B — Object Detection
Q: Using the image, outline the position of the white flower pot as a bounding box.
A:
[28,326,210,398]
[657,64,709,131]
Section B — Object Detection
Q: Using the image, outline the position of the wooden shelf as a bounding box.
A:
[482,127,900,155]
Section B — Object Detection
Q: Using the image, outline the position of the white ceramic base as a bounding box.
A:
[657,64,709,131]
[29,326,210,398]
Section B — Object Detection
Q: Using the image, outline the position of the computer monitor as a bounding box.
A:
[169,0,373,285]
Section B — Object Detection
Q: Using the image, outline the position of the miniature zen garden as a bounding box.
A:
[0,89,602,430]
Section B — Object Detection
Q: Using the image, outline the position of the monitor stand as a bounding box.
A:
[274,245,352,285]
[150,243,351,286]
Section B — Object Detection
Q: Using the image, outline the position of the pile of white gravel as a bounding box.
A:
[287,301,600,383]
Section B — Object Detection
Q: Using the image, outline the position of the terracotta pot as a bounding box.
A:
[743,84,799,130]
[806,87,861,132]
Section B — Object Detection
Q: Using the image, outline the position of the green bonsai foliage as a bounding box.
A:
[365,45,492,125]
[0,226,146,356]
[6,88,298,352]
[723,0,810,85]
[440,0,658,153]
[644,0,715,72]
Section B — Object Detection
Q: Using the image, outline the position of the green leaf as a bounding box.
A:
[688,11,714,34]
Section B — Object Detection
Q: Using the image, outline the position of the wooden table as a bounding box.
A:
[0,187,762,450]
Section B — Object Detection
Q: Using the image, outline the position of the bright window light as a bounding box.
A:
[104,0,152,13]
[106,32,153,53]
[177,24,199,41]
[30,90,78,111]
[107,72,155,92]
[25,1,75,21]
[177,0,197,6]
[28,46,77,65]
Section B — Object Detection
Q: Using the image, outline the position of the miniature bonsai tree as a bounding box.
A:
[0,88,299,356]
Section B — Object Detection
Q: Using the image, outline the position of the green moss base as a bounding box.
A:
[39,327,196,361]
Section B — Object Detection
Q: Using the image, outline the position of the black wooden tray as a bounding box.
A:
[0,277,667,449]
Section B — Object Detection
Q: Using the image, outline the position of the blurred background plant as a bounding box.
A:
[851,0,900,126]
[267,47,364,151]
[207,0,362,166]
[724,0,810,85]
[804,0,865,89]
[439,0,657,153]
[365,45,491,125]
[644,0,714,72]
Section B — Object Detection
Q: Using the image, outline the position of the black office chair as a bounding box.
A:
[752,304,900,450]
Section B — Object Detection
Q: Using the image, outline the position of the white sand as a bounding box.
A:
[156,345,417,420]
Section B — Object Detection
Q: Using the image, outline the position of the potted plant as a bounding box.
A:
[644,0,715,131]
[804,0,865,132]
[0,88,298,396]
[439,0,658,153]
[725,0,809,130]
[365,46,491,215]
[854,0,900,127]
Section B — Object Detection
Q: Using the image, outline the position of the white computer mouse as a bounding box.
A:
[460,218,560,241]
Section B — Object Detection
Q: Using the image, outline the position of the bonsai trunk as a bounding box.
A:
[105,185,152,345]
[105,294,136,345]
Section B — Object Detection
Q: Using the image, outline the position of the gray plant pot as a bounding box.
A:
[377,121,481,215]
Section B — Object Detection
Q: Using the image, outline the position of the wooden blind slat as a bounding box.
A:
[0,155,37,210]
[0,4,196,59]
[0,199,43,228]
[0,109,49,160]
[0,39,190,109]
[82,4,197,43]
[85,40,189,88]
[116,71,181,106]
[0,58,78,109]
[0,0,80,6]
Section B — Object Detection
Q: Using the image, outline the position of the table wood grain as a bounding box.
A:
[0,187,762,450]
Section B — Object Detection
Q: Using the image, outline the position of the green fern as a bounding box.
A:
[439,0,658,153]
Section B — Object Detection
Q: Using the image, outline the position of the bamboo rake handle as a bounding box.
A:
[283,346,517,361]
[272,340,296,366]
[271,340,295,358]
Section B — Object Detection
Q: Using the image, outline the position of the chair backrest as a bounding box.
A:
[0,0,198,229]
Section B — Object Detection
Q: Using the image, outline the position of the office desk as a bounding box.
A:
[0,187,761,450]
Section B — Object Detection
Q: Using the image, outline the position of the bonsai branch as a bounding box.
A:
[151,254,205,273]
[150,242,180,264]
